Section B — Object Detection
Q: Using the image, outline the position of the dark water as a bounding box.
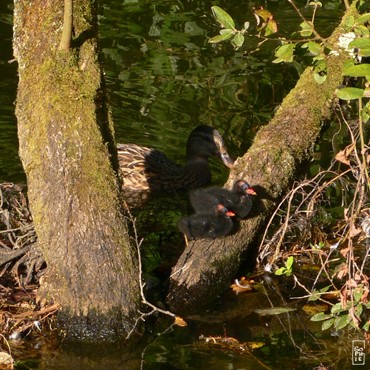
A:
[1,1,364,369]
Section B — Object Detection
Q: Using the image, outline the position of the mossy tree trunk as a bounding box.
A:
[167,2,360,313]
[13,0,140,339]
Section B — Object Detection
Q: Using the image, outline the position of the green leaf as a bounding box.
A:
[353,287,364,302]
[361,101,370,122]
[359,49,370,57]
[331,302,344,314]
[301,41,321,55]
[311,312,331,321]
[336,87,364,100]
[334,315,350,331]
[349,38,370,50]
[313,59,327,84]
[308,1,322,7]
[354,25,370,37]
[299,21,313,37]
[308,292,319,301]
[314,72,326,84]
[231,33,245,50]
[345,15,355,28]
[322,318,335,331]
[211,6,235,29]
[286,256,294,270]
[342,64,370,78]
[273,44,295,63]
[355,13,370,25]
[242,21,250,32]
[208,30,235,44]
[275,267,287,275]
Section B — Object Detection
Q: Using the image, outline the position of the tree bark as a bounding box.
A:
[13,0,140,340]
[167,2,360,313]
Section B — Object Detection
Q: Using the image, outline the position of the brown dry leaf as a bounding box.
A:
[174,316,187,327]
[230,277,254,294]
[0,352,14,370]
[349,224,362,238]
[339,247,350,258]
[335,143,355,165]
[347,279,358,288]
[336,263,348,279]
[349,306,360,327]
[252,6,278,36]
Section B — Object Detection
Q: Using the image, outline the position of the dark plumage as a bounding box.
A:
[178,204,235,240]
[189,180,257,219]
[117,125,234,194]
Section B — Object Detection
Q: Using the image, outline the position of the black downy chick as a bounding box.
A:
[178,203,235,240]
[189,180,256,219]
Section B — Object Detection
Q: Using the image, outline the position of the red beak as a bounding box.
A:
[226,210,235,217]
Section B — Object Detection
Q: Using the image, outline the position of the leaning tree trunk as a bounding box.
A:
[167,2,360,313]
[13,0,140,339]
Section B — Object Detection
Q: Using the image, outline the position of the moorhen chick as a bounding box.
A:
[117,125,234,194]
[189,180,256,219]
[178,203,235,240]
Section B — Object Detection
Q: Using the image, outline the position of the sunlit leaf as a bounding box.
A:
[253,6,273,22]
[286,256,294,269]
[306,41,321,55]
[362,101,370,122]
[208,30,235,44]
[242,21,250,32]
[336,87,364,100]
[355,13,370,25]
[231,33,244,50]
[211,6,235,29]
[253,6,277,36]
[354,25,370,37]
[345,15,355,28]
[335,143,355,165]
[359,49,370,57]
[308,1,322,7]
[342,64,370,78]
[230,277,254,293]
[349,38,370,50]
[174,316,187,327]
[275,266,287,275]
[331,302,345,315]
[273,44,295,63]
[264,17,278,36]
[299,21,313,37]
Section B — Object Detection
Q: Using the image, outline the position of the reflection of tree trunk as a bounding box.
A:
[168,3,359,313]
[13,1,139,339]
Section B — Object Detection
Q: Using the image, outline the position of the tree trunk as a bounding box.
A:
[167,2,359,313]
[13,0,140,340]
